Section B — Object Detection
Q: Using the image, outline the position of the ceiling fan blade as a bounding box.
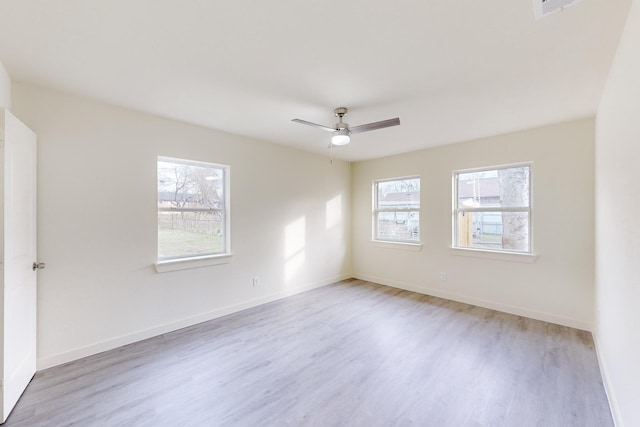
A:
[292,118,335,132]
[349,117,400,134]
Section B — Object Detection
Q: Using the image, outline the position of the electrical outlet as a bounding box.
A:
[439,272,447,281]
[252,276,260,287]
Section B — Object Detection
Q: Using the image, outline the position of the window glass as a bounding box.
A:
[374,177,420,243]
[454,165,531,253]
[157,157,229,261]
[457,167,530,209]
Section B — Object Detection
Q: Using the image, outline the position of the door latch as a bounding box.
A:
[32,262,45,271]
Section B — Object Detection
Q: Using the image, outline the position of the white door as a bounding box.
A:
[0,109,37,423]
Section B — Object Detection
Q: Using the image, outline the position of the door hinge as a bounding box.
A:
[32,262,45,271]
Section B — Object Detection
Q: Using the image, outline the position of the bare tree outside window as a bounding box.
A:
[157,157,229,260]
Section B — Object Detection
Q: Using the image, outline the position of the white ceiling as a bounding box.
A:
[0,0,632,161]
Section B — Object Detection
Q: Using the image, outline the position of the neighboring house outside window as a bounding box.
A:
[157,157,230,261]
[453,163,532,253]
[373,176,420,243]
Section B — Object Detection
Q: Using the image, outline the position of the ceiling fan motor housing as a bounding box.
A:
[334,107,348,118]
[334,107,349,130]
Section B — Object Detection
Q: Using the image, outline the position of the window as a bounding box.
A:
[373,176,420,243]
[454,163,532,253]
[157,157,230,261]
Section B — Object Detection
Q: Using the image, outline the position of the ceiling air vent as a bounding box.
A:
[534,0,583,19]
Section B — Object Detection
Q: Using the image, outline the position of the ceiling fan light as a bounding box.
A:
[331,129,350,146]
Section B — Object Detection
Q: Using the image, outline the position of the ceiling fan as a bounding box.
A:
[292,107,400,146]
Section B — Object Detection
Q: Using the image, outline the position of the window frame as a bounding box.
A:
[452,162,533,255]
[372,175,421,244]
[156,156,231,267]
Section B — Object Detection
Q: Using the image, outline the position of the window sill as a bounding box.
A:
[450,247,537,263]
[154,253,233,273]
[372,240,423,251]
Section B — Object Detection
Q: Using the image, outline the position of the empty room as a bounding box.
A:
[0,0,639,426]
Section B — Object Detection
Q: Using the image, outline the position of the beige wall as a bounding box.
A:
[0,60,10,109]
[12,83,352,369]
[352,119,595,330]
[595,0,640,425]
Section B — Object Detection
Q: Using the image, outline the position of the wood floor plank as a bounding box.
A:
[3,280,613,426]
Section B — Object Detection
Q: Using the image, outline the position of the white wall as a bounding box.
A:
[0,59,10,109]
[12,83,351,369]
[595,0,640,425]
[352,119,595,330]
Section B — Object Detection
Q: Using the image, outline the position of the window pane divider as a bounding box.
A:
[457,207,530,213]
[374,208,420,213]
[158,207,224,213]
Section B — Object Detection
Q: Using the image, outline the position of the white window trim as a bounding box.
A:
[156,156,231,269]
[372,175,421,244]
[155,253,233,273]
[450,247,537,263]
[452,162,533,255]
[372,240,423,251]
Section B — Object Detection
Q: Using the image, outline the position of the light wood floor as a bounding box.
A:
[4,279,612,426]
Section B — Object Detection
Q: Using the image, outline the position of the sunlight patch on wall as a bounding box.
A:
[285,216,306,284]
[326,194,342,230]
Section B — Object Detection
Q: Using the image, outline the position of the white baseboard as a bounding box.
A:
[37,274,350,370]
[352,273,593,331]
[592,331,624,427]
